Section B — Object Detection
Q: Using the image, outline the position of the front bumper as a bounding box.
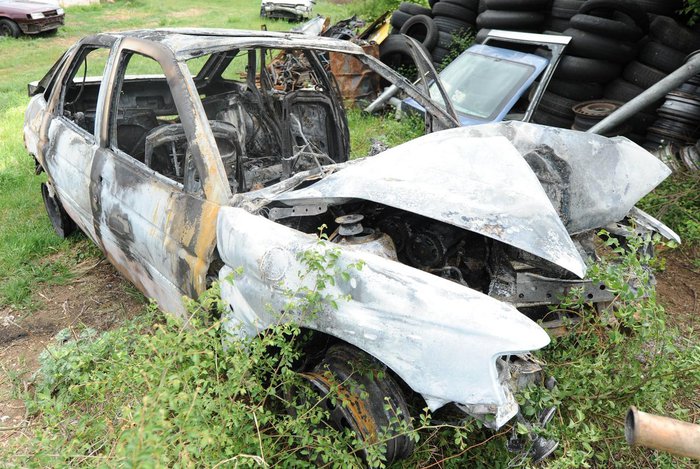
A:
[18,15,65,34]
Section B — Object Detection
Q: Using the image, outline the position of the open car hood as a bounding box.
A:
[274,131,588,278]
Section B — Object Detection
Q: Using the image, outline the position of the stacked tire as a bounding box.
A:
[534,0,648,130]
[476,0,550,33]
[645,73,700,150]
[431,0,479,65]
[602,16,700,142]
[545,0,585,32]
[385,1,477,69]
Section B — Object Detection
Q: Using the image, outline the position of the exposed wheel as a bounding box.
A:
[569,13,643,41]
[563,28,637,63]
[638,40,687,74]
[299,344,414,465]
[400,15,439,51]
[0,19,20,38]
[399,1,433,16]
[41,182,76,238]
[623,61,667,89]
[554,54,621,82]
[476,10,545,30]
[433,2,477,23]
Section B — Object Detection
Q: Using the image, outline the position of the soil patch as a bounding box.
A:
[0,258,144,446]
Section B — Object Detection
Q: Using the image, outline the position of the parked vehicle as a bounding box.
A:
[0,0,64,37]
[23,28,676,465]
[260,0,315,22]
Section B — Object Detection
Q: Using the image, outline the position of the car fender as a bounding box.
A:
[216,206,550,424]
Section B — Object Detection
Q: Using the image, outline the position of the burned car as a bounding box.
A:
[24,29,676,464]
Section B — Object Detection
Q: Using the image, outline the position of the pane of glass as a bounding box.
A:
[62,47,110,135]
[429,52,534,120]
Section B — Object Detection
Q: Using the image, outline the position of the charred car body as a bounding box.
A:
[24,29,676,464]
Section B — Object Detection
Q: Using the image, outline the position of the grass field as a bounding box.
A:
[0,1,698,467]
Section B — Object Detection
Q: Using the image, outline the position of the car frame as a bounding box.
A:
[24,28,676,465]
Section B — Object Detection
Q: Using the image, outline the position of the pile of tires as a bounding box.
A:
[533,0,648,130]
[475,0,550,33]
[545,0,585,32]
[385,1,478,69]
[645,74,700,150]
[431,0,480,64]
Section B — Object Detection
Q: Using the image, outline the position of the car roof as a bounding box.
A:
[100,28,366,61]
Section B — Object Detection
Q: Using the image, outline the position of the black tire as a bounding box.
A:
[638,40,686,74]
[437,30,454,48]
[623,61,667,89]
[476,10,545,30]
[563,28,637,63]
[547,79,603,100]
[41,183,76,239]
[544,17,570,32]
[538,90,580,118]
[442,0,480,9]
[551,0,585,19]
[569,13,643,41]
[554,54,622,82]
[629,0,682,16]
[432,45,451,63]
[434,16,472,33]
[303,344,415,465]
[578,0,649,32]
[399,1,433,16]
[433,2,477,22]
[390,10,413,29]
[0,19,20,38]
[533,110,574,128]
[603,78,645,101]
[400,15,439,50]
[484,0,551,10]
[379,34,430,80]
[650,16,700,54]
[429,0,439,6]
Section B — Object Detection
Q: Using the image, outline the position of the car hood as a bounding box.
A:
[273,131,588,278]
[0,0,57,14]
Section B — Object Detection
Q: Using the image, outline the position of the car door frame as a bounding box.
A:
[91,36,232,317]
[39,34,119,246]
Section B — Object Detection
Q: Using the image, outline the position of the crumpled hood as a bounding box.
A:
[274,133,588,278]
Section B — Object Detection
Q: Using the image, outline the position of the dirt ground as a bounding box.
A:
[0,258,144,446]
[0,247,697,448]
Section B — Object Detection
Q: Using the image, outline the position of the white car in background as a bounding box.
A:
[260,0,315,22]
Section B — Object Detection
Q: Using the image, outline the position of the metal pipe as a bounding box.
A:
[588,52,700,135]
[625,406,700,459]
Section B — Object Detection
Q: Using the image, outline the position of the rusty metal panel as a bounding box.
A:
[329,43,381,106]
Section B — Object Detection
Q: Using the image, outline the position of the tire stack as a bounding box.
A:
[385,1,478,69]
[431,0,480,65]
[545,0,585,32]
[533,0,648,130]
[645,74,700,150]
[604,16,700,142]
[475,0,551,35]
